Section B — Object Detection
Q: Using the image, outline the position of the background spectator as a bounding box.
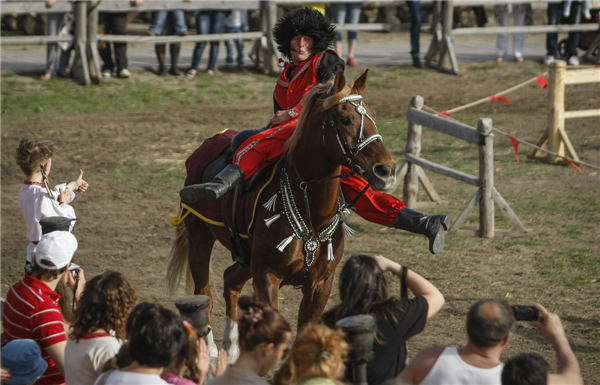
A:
[208,296,291,385]
[322,254,445,385]
[288,324,349,385]
[188,11,228,77]
[331,2,362,66]
[400,298,514,385]
[502,304,583,385]
[149,10,187,37]
[494,4,530,63]
[65,271,138,385]
[99,0,143,78]
[545,1,582,65]
[224,9,247,67]
[94,302,186,385]
[152,12,186,76]
[40,1,72,81]
[162,323,228,385]
[406,1,422,68]
[1,339,48,385]
[2,232,84,385]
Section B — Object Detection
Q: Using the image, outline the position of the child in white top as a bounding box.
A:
[16,139,89,264]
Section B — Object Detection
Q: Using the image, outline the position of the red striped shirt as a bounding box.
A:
[2,274,66,385]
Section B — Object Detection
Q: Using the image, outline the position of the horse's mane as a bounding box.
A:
[284,78,352,155]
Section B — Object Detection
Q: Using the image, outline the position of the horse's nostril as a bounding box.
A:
[374,164,391,179]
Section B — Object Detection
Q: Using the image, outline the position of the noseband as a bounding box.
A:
[324,94,383,169]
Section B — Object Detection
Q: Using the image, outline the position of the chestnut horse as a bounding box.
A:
[167,70,396,359]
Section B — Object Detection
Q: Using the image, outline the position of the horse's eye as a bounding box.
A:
[341,116,352,125]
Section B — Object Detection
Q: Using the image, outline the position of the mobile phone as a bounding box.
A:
[68,263,80,279]
[512,305,540,321]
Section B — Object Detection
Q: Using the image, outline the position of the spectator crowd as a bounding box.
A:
[34,2,598,81]
[0,138,585,385]
[2,2,593,384]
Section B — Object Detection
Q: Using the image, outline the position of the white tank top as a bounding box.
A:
[421,347,504,385]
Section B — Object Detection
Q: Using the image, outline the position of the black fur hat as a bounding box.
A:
[272,7,337,62]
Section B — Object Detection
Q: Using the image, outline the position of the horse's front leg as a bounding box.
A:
[252,269,282,310]
[297,269,336,329]
[223,262,252,363]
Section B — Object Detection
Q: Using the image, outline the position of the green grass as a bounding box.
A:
[1,71,273,125]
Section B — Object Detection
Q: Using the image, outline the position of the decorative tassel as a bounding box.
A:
[264,214,281,228]
[327,239,335,261]
[263,194,278,212]
[276,235,295,252]
[343,222,356,237]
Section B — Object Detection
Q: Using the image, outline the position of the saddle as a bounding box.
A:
[201,146,270,194]
[186,131,276,268]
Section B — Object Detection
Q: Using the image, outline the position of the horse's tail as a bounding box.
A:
[166,222,195,298]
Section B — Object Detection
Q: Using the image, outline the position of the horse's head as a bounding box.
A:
[323,70,396,191]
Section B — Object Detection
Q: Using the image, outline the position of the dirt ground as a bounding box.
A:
[2,61,599,381]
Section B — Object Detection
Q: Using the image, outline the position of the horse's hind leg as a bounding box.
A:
[186,215,218,356]
[223,262,252,362]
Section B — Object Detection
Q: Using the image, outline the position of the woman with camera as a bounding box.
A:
[321,254,445,385]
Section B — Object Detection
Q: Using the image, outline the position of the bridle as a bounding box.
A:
[323,93,383,170]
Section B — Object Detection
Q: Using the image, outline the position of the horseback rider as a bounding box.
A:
[180,7,450,254]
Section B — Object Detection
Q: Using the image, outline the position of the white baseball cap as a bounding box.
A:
[34,231,78,270]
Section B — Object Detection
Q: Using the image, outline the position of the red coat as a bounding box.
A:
[232,50,405,227]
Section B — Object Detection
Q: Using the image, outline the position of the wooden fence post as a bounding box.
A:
[547,60,566,163]
[403,96,424,208]
[73,0,91,85]
[87,1,101,84]
[478,118,494,238]
[261,0,279,75]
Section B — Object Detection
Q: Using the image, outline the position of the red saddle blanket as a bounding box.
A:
[175,129,277,237]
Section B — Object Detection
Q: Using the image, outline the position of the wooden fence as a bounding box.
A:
[399,95,531,238]
[530,61,600,163]
[427,0,600,75]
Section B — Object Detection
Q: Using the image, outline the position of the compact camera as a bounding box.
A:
[68,263,81,279]
[512,305,540,321]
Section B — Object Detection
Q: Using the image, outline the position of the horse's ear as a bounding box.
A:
[352,69,369,95]
[331,71,346,95]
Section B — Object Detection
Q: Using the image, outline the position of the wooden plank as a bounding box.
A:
[87,2,101,84]
[529,130,548,159]
[562,68,600,85]
[404,96,424,208]
[392,161,408,195]
[417,167,442,204]
[413,200,449,210]
[448,189,481,234]
[1,36,73,45]
[478,119,494,239]
[563,109,600,119]
[445,35,460,75]
[74,1,90,86]
[547,61,566,163]
[492,188,528,233]
[97,1,260,12]
[406,154,480,187]
[453,24,599,36]
[407,108,482,145]
[1,2,73,15]
[558,125,580,162]
[98,32,264,44]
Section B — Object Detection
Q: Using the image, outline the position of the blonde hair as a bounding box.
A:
[289,324,349,384]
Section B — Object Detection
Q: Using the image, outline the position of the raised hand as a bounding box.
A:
[76,170,89,193]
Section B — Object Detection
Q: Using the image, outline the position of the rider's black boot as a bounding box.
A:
[394,208,450,254]
[179,164,245,204]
